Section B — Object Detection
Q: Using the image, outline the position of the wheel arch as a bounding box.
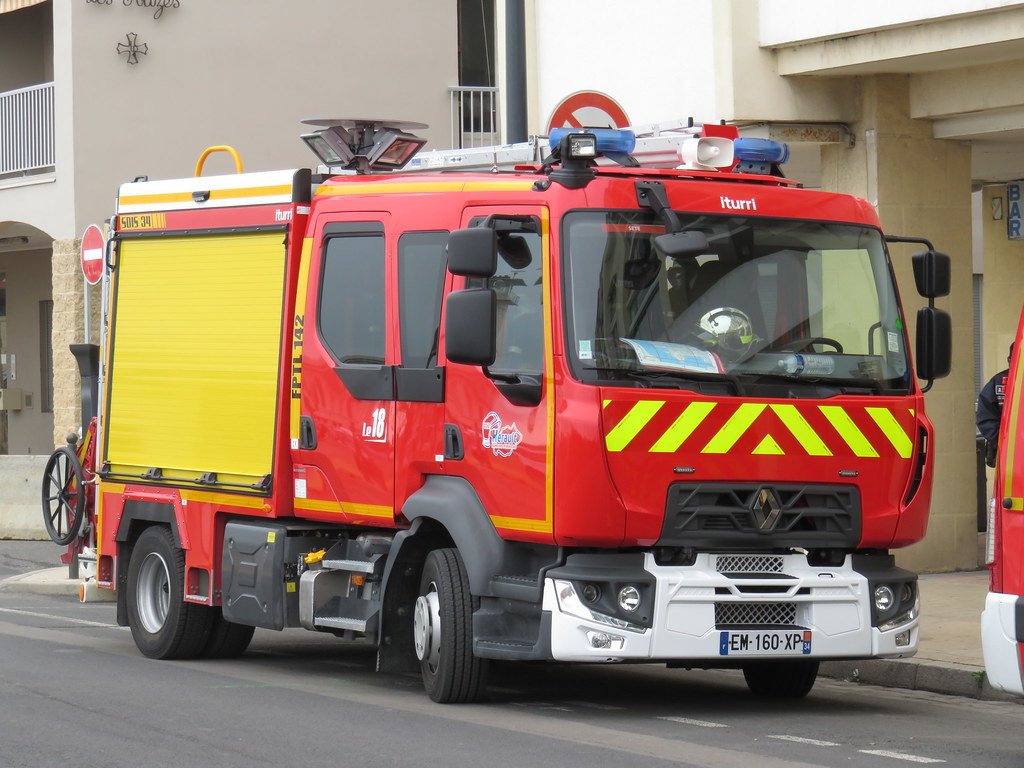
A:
[114,501,181,627]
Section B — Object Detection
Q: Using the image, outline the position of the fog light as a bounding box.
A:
[586,631,624,651]
[582,583,601,603]
[895,630,911,648]
[618,585,641,612]
[873,585,895,612]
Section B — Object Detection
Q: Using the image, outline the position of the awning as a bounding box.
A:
[0,0,46,13]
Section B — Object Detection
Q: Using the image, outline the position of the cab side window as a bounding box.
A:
[398,232,448,368]
[468,219,544,374]
[319,229,385,364]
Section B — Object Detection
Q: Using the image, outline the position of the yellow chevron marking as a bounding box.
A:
[603,399,611,409]
[702,403,766,454]
[752,435,785,455]
[770,404,833,457]
[605,400,665,452]
[650,401,716,453]
[866,407,913,459]
[819,406,878,457]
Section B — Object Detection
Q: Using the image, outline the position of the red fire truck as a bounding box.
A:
[43,119,952,703]
[982,308,1024,696]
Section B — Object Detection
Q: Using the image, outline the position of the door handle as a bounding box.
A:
[444,424,463,460]
[300,416,317,450]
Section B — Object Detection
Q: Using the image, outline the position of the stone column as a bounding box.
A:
[821,75,977,572]
[50,238,101,449]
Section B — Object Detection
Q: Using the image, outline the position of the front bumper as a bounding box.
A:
[981,591,1024,696]
[542,552,919,663]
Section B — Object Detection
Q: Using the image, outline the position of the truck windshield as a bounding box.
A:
[563,210,910,394]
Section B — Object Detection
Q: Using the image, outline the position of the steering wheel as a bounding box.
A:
[777,336,844,354]
[41,446,87,546]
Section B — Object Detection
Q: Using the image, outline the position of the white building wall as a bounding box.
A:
[530,0,718,131]
[759,0,1024,46]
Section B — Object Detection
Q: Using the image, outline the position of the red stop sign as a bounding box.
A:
[80,224,105,285]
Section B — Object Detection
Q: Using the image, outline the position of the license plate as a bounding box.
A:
[719,630,812,656]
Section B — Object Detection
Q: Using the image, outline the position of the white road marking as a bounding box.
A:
[658,716,729,728]
[0,606,127,629]
[859,750,946,763]
[768,735,839,747]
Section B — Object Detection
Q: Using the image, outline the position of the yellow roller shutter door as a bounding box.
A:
[105,232,285,487]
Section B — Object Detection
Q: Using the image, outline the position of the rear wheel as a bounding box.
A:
[202,611,255,658]
[126,526,211,659]
[413,548,488,703]
[742,659,819,698]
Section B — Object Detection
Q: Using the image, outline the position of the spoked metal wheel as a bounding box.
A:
[41,447,87,546]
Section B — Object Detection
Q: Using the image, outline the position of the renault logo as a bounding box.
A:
[751,488,783,532]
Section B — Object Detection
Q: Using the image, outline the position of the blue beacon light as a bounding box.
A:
[732,137,790,165]
[549,127,637,156]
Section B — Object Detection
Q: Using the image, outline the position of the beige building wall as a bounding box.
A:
[0,0,460,453]
[821,76,977,572]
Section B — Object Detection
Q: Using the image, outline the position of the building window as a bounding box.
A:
[39,299,53,413]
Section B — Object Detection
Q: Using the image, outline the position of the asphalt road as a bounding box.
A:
[1,542,1021,767]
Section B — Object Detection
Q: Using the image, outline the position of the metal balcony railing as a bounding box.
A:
[449,85,499,149]
[0,82,55,177]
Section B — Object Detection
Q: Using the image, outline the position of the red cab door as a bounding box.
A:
[442,206,554,543]
[292,214,397,526]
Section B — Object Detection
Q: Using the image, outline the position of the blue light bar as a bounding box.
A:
[549,127,637,156]
[733,137,789,165]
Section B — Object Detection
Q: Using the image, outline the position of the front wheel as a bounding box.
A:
[742,659,819,698]
[413,548,489,703]
[126,526,211,660]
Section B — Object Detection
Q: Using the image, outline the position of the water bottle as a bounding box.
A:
[778,353,835,375]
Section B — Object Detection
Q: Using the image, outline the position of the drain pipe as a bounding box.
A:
[504,0,528,143]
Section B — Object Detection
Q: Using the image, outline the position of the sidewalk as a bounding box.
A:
[0,542,1016,702]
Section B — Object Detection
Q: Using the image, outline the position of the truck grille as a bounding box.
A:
[659,483,860,550]
[715,602,797,627]
[715,555,784,574]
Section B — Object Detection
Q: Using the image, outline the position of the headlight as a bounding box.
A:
[873,585,895,612]
[618,585,641,613]
[553,580,646,633]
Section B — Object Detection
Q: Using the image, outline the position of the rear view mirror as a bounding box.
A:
[916,306,952,382]
[912,250,950,299]
[447,228,497,278]
[445,289,496,365]
[656,230,709,259]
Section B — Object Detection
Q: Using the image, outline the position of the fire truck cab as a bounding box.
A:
[44,120,953,703]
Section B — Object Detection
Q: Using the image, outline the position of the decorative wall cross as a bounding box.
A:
[116,32,148,65]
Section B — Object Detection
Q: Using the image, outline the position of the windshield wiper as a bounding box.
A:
[591,366,744,395]
[738,371,883,393]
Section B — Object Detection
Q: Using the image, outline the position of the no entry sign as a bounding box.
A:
[546,91,631,135]
[80,224,105,285]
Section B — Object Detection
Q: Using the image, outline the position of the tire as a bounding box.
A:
[413,548,489,703]
[126,526,212,660]
[202,610,255,659]
[742,659,819,699]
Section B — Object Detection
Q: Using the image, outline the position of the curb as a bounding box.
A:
[0,567,81,597]
[820,658,1022,703]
